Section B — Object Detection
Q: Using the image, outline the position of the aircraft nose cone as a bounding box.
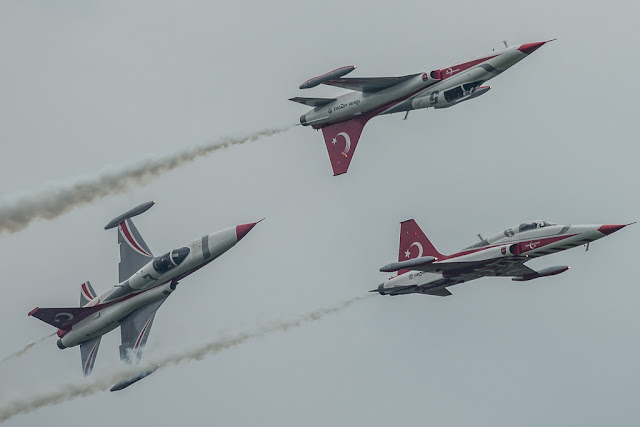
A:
[235,219,263,241]
[518,41,547,55]
[597,224,629,235]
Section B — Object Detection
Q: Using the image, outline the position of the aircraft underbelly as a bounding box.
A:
[61,282,173,348]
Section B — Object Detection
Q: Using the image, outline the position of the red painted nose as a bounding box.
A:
[518,41,547,55]
[598,224,629,236]
[235,219,263,241]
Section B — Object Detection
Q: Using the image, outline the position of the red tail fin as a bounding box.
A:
[398,219,443,275]
[319,114,374,176]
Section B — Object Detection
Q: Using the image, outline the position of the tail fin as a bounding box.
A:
[398,219,444,275]
[319,112,378,176]
[80,281,97,306]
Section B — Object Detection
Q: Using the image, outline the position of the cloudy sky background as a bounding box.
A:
[0,1,638,425]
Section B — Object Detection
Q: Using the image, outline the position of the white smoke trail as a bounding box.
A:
[0,126,293,235]
[0,295,369,422]
[0,333,55,363]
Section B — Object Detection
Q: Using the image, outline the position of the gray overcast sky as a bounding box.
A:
[1,0,638,425]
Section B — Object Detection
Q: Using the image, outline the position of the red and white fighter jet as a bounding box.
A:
[290,40,552,176]
[29,201,260,384]
[374,219,631,297]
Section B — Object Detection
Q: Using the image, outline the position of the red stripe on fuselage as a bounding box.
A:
[442,234,578,261]
[436,54,499,80]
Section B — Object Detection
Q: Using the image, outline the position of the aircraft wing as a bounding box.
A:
[119,297,167,363]
[410,258,537,277]
[288,97,335,107]
[117,218,154,282]
[322,74,419,92]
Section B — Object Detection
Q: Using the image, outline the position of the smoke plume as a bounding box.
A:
[0,126,292,235]
[0,295,369,422]
[0,333,55,363]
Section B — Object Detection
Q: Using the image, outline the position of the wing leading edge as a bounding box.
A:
[322,74,419,92]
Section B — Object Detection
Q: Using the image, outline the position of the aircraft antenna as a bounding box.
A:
[503,40,509,48]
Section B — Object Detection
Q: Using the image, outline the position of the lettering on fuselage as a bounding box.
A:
[330,99,360,113]
[142,273,157,282]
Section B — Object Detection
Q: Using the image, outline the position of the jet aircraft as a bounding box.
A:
[290,40,552,175]
[374,219,631,297]
[29,201,260,389]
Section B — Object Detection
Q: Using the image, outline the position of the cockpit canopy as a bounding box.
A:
[517,220,555,233]
[465,220,557,249]
[153,247,190,274]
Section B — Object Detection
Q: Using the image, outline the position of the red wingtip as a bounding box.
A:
[236,220,263,241]
[597,224,629,236]
[28,307,39,316]
[518,41,547,55]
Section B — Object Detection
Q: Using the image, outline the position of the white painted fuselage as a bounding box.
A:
[300,42,548,128]
[380,222,628,295]
[58,225,250,348]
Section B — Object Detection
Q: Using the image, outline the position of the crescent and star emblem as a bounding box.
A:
[331,132,351,157]
[525,241,541,250]
[54,312,74,323]
[405,242,424,259]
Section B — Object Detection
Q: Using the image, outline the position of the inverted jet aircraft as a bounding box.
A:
[29,201,260,388]
[374,219,631,297]
[290,40,552,175]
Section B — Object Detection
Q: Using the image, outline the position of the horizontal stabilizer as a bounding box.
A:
[288,97,335,107]
[323,74,419,92]
[380,256,437,272]
[28,306,100,331]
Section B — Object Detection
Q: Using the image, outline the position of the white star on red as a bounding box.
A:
[332,137,337,145]
[405,249,410,258]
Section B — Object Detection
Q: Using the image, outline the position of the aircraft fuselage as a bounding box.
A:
[56,225,251,349]
[379,223,628,296]
[300,42,545,128]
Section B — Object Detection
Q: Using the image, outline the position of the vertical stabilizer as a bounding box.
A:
[398,220,444,275]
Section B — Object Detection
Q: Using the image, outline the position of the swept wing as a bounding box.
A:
[322,74,419,92]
